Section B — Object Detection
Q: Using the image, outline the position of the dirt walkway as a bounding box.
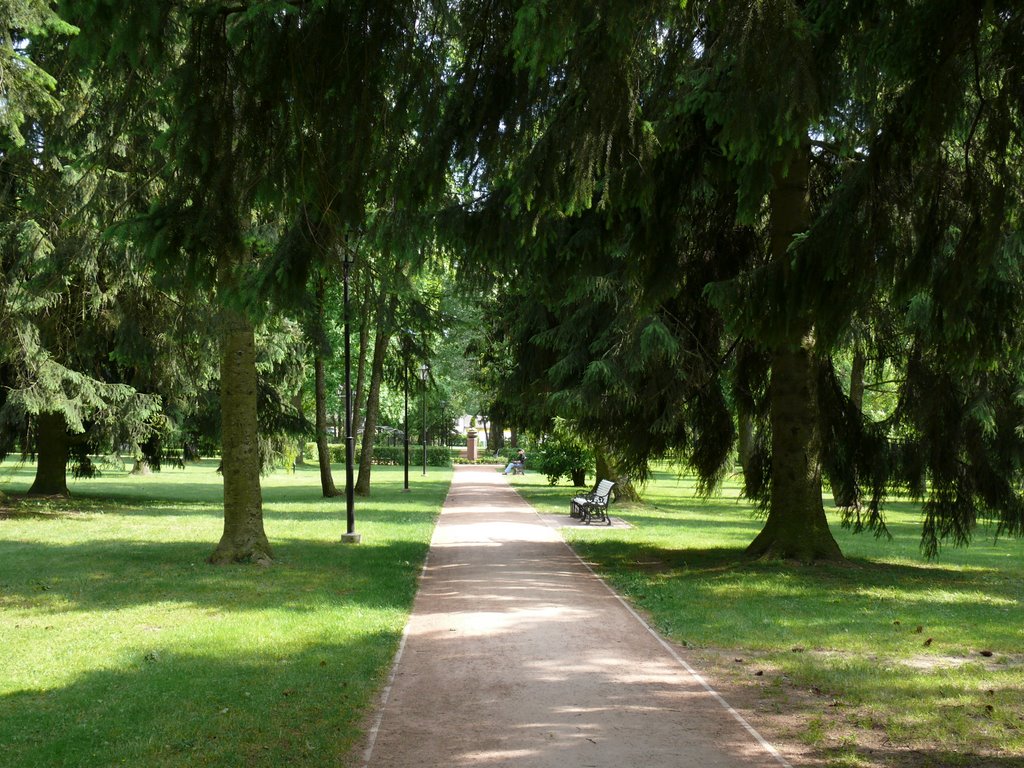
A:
[359,465,794,768]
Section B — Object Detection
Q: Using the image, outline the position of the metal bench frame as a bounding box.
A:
[570,479,616,525]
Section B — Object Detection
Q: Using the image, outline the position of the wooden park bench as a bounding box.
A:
[569,479,616,525]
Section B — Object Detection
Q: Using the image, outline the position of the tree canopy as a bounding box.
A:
[436,0,1024,559]
[3,0,1022,563]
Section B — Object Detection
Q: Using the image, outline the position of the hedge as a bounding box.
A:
[304,443,452,467]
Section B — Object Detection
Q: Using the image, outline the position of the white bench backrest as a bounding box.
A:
[594,479,615,500]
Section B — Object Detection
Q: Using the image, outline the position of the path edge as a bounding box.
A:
[505,480,795,768]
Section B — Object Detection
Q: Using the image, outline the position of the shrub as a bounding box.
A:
[303,443,450,467]
[534,420,593,486]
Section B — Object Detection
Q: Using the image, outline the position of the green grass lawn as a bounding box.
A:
[511,468,1024,768]
[0,459,451,768]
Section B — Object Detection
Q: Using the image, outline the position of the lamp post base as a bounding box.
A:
[341,532,362,544]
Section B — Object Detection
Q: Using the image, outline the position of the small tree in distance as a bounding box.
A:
[534,419,594,487]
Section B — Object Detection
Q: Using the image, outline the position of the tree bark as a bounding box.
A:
[209,307,273,565]
[292,392,306,466]
[28,411,69,496]
[745,149,842,562]
[737,403,758,496]
[488,418,504,453]
[352,279,372,438]
[746,343,842,561]
[131,459,153,476]
[596,448,640,500]
[831,349,865,508]
[315,348,340,497]
[355,295,397,496]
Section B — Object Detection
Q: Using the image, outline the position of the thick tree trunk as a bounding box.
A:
[746,344,842,561]
[745,149,842,562]
[131,459,153,476]
[355,296,397,496]
[315,349,340,497]
[831,350,865,509]
[595,448,640,500]
[351,280,372,438]
[488,418,504,453]
[209,308,273,565]
[510,426,518,447]
[28,411,69,496]
[737,404,758,496]
[292,392,306,466]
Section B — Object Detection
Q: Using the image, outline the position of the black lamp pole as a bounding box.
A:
[419,363,429,476]
[403,360,410,492]
[341,251,359,544]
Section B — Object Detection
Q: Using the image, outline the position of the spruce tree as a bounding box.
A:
[1,23,171,494]
[440,0,1024,560]
[67,1,446,560]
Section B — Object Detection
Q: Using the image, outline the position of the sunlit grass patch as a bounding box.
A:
[510,467,1024,764]
[0,460,450,768]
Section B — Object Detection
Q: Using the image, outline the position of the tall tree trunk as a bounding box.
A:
[315,349,340,497]
[488,418,504,453]
[746,150,842,562]
[352,279,372,438]
[510,426,518,447]
[355,296,397,496]
[292,392,306,466]
[209,307,272,565]
[28,411,69,496]
[312,278,339,496]
[131,459,153,476]
[596,447,640,500]
[831,349,865,508]
[737,403,758,496]
[747,343,842,561]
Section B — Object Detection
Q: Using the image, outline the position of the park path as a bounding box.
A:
[359,465,793,768]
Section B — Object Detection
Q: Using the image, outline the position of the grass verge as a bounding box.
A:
[0,459,450,768]
[511,468,1024,768]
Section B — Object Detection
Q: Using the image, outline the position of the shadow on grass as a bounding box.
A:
[0,634,394,768]
[0,483,448,522]
[1,460,450,510]
[0,538,431,615]
[573,538,1021,605]
[823,747,1023,768]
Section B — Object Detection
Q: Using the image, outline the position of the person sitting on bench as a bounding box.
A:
[502,448,526,475]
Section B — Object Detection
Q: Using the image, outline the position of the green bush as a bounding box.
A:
[302,442,450,467]
[358,445,451,467]
[534,420,593,486]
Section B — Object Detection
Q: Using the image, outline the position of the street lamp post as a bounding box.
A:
[419,363,429,476]
[341,249,360,544]
[403,359,410,492]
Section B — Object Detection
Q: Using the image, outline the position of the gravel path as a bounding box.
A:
[359,465,794,768]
